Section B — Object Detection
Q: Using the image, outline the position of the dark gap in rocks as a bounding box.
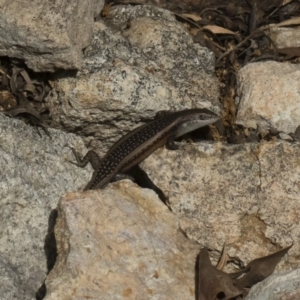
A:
[195,252,200,300]
[125,165,168,204]
[35,209,58,300]
[120,125,218,206]
[47,69,78,81]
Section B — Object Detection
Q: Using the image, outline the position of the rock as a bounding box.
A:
[236,61,300,133]
[270,25,300,48]
[45,5,220,154]
[44,182,200,300]
[0,113,91,299]
[278,132,293,141]
[245,268,300,300]
[0,0,104,72]
[142,140,300,271]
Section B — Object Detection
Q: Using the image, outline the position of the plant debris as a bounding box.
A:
[197,245,292,300]
[104,0,300,143]
[0,57,52,135]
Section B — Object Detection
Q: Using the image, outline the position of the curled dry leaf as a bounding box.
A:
[281,0,293,5]
[216,241,228,270]
[179,13,202,22]
[278,47,300,59]
[267,16,300,28]
[197,245,293,300]
[233,245,293,290]
[6,107,41,120]
[0,57,51,134]
[198,248,242,300]
[203,25,239,35]
[0,70,9,90]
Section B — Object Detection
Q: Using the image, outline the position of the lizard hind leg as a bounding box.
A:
[111,173,136,183]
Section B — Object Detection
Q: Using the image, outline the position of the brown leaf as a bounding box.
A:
[179,13,202,22]
[14,90,30,107]
[232,17,248,33]
[203,25,239,35]
[278,47,300,58]
[269,16,300,27]
[216,15,237,32]
[216,241,228,270]
[197,245,293,299]
[282,0,293,5]
[225,3,238,18]
[233,245,293,289]
[204,38,222,58]
[193,30,206,46]
[0,67,10,88]
[23,80,45,102]
[19,69,31,83]
[10,67,23,94]
[197,248,243,300]
[6,107,41,121]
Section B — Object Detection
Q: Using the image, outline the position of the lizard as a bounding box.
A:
[69,108,219,192]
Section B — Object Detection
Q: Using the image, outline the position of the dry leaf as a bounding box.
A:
[198,248,242,300]
[190,28,201,36]
[216,241,228,270]
[278,47,300,58]
[179,13,202,22]
[197,245,293,300]
[203,25,238,35]
[233,245,293,289]
[281,0,294,6]
[269,17,300,28]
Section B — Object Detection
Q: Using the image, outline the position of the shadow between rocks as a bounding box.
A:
[195,252,200,300]
[36,209,58,300]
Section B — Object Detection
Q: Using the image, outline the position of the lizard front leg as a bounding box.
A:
[68,147,102,170]
[166,134,179,150]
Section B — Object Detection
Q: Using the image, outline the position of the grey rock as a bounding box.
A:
[0,0,104,72]
[0,114,91,299]
[236,61,300,133]
[142,140,300,271]
[246,268,300,300]
[270,25,300,48]
[278,132,294,141]
[44,182,200,300]
[45,5,220,154]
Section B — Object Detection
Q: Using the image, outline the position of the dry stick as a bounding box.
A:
[265,5,280,20]
[173,13,228,52]
[207,38,227,51]
[173,13,201,29]
[216,241,228,270]
[248,1,257,34]
[216,30,265,65]
[0,68,11,79]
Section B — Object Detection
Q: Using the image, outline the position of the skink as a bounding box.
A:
[70,108,219,190]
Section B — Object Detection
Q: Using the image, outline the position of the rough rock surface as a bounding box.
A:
[44,182,200,300]
[0,0,104,72]
[246,268,300,300]
[270,25,300,48]
[46,5,220,154]
[236,61,300,133]
[0,114,91,300]
[142,140,300,271]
